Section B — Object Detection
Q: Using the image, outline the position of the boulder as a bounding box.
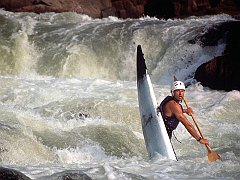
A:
[0,167,31,180]
[40,170,92,180]
[194,21,240,91]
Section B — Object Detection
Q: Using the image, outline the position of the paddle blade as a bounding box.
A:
[208,151,221,163]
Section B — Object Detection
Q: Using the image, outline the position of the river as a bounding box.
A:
[0,9,239,179]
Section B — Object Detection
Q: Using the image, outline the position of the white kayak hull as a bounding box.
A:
[137,45,177,160]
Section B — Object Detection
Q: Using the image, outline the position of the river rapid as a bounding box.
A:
[0,10,239,179]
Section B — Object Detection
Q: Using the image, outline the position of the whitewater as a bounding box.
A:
[0,9,239,179]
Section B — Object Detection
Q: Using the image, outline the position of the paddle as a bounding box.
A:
[173,77,221,162]
[183,97,221,162]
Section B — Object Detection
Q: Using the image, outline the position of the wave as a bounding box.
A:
[0,10,235,83]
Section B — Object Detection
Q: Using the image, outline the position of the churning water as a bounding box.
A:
[0,10,239,179]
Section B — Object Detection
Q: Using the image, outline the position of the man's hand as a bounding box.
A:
[199,138,209,146]
[184,107,194,116]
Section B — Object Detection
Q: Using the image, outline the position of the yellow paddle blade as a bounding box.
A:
[208,151,221,163]
[206,145,221,163]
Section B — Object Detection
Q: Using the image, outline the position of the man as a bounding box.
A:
[157,81,209,145]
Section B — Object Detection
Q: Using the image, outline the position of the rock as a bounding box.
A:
[0,167,31,180]
[194,21,240,91]
[0,0,147,19]
[144,0,175,19]
[1,0,238,19]
[40,170,92,180]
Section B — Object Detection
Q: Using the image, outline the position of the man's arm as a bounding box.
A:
[171,102,207,144]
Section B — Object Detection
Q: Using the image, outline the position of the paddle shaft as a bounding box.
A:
[183,98,205,138]
[183,97,212,152]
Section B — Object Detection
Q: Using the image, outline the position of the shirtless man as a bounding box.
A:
[157,81,209,145]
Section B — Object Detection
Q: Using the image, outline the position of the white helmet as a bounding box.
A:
[171,81,185,92]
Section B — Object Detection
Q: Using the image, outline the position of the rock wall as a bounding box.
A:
[0,0,147,18]
[0,0,239,19]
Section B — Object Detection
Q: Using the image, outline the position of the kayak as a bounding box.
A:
[136,45,177,160]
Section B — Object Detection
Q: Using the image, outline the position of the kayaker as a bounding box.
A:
[157,81,209,145]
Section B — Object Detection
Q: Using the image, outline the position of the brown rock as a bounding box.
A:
[0,0,147,19]
[194,55,239,91]
[194,21,240,91]
[101,7,117,18]
[0,0,239,19]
